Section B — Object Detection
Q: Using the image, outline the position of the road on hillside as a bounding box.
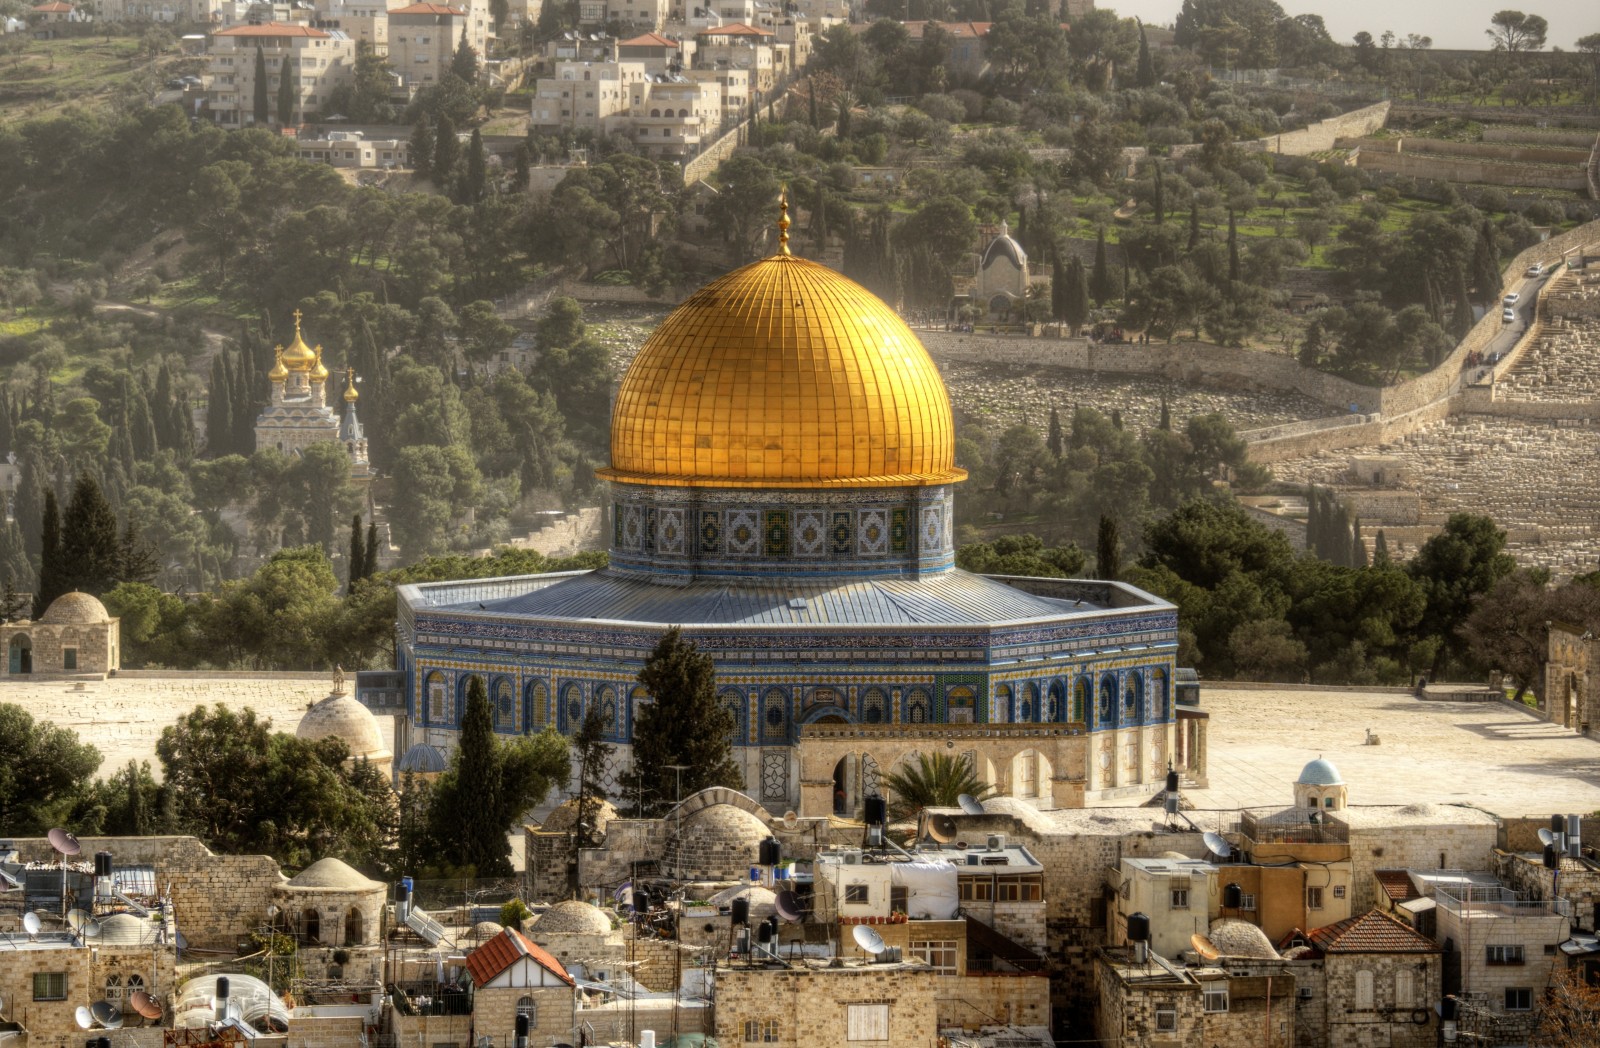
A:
[1463,266,1559,387]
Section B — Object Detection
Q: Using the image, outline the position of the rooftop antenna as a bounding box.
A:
[47,827,80,917]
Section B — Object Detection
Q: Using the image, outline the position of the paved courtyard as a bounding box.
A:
[1181,686,1600,818]
[2,674,397,780]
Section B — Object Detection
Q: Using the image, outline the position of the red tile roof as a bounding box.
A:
[389,2,466,13]
[215,22,332,37]
[1376,869,1418,904]
[1307,910,1438,954]
[464,928,575,987]
[697,22,772,36]
[620,32,680,48]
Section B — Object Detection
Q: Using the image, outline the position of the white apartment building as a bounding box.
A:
[207,23,356,126]
[684,64,746,126]
[91,0,218,22]
[602,0,668,31]
[311,0,389,50]
[694,22,774,93]
[617,74,721,159]
[386,2,465,87]
[529,58,647,133]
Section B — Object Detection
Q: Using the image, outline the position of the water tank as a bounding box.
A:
[730,898,750,926]
[1223,883,1243,909]
[759,836,781,867]
[756,920,772,943]
[516,1014,529,1040]
[1544,843,1559,870]
[1127,912,1150,943]
[1165,770,1179,793]
[94,851,113,878]
[864,796,887,826]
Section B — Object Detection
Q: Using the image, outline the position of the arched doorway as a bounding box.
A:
[8,634,31,674]
[831,755,853,815]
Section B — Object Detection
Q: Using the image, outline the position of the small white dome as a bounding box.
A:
[297,692,391,765]
[1297,757,1343,786]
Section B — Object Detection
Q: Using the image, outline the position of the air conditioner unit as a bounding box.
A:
[986,834,1006,852]
[1298,988,1314,1000]
[841,850,862,865]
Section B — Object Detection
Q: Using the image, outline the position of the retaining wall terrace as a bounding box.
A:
[1389,103,1600,129]
[1254,100,1391,155]
[1344,136,1591,166]
[1482,127,1598,148]
[1349,148,1588,191]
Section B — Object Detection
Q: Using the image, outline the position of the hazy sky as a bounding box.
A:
[1106,0,1598,52]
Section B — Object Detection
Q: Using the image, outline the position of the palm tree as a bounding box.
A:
[878,752,995,823]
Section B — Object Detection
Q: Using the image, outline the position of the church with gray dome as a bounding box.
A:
[392,213,1183,816]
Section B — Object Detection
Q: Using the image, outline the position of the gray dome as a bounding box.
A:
[665,804,769,879]
[397,742,447,774]
[286,857,384,892]
[1208,918,1280,960]
[532,900,613,936]
[97,913,160,945]
[1297,758,1343,786]
[981,233,1027,271]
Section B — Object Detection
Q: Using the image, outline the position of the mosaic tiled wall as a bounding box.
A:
[607,482,955,579]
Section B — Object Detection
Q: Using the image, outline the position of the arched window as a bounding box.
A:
[720,687,746,743]
[517,996,537,1025]
[650,108,660,117]
[527,680,549,730]
[991,684,1011,723]
[1098,675,1117,727]
[1048,680,1068,722]
[1073,677,1089,723]
[104,974,122,1001]
[1354,969,1374,1010]
[762,688,787,740]
[301,908,321,944]
[425,671,446,723]
[460,674,485,719]
[904,688,930,724]
[947,686,975,723]
[345,906,364,945]
[631,685,651,733]
[596,684,618,733]
[495,678,516,731]
[561,682,584,729]
[1152,668,1169,720]
[1025,681,1041,722]
[861,687,887,724]
[1124,673,1143,725]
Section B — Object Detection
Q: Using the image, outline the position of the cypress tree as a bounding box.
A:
[207,355,233,457]
[453,677,505,874]
[432,114,459,188]
[277,54,295,127]
[58,473,121,597]
[465,128,487,204]
[1111,408,1123,430]
[1090,228,1113,305]
[1227,210,1240,285]
[16,455,44,563]
[410,118,434,181]
[812,190,828,252]
[1159,393,1171,431]
[1063,257,1090,336]
[0,516,33,596]
[252,44,269,126]
[363,521,380,578]
[1047,406,1063,458]
[451,24,478,85]
[1136,21,1156,88]
[348,513,366,594]
[632,627,741,816]
[1350,515,1367,568]
[808,84,819,129]
[1051,253,1067,323]
[1374,529,1391,566]
[1096,515,1122,580]
[1152,161,1165,226]
[1470,219,1502,306]
[33,490,61,619]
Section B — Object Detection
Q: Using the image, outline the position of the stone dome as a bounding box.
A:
[97,912,159,946]
[40,591,110,625]
[286,857,384,892]
[597,249,964,491]
[980,228,1027,270]
[471,921,505,940]
[540,797,620,837]
[707,884,777,920]
[1208,918,1280,960]
[1297,757,1344,786]
[665,803,770,879]
[532,900,614,936]
[297,691,391,766]
[396,742,447,775]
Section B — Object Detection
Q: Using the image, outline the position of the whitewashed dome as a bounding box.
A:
[297,691,391,765]
[532,900,613,936]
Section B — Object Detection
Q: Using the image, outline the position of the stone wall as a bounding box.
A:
[1324,951,1440,1048]
[1344,135,1592,166]
[1253,101,1391,156]
[12,835,285,950]
[1483,128,1599,148]
[934,972,1051,1029]
[1495,850,1600,934]
[1350,147,1588,190]
[715,965,940,1048]
[682,121,747,185]
[1390,103,1600,129]
[1340,490,1423,525]
[1096,954,1203,1048]
[1341,819,1500,913]
[0,944,177,1048]
[472,984,578,1047]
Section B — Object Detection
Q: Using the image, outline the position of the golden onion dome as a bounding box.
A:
[598,248,965,491]
[268,347,289,382]
[310,344,329,381]
[280,310,318,371]
[343,367,360,402]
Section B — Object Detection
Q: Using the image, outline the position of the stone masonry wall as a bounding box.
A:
[1343,822,1500,913]
[0,945,176,1048]
[934,972,1051,1030]
[1325,952,1441,1048]
[13,835,284,950]
[1254,101,1392,155]
[715,965,940,1048]
[1096,957,1203,1048]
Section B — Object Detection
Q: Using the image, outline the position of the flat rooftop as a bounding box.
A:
[1182,687,1600,818]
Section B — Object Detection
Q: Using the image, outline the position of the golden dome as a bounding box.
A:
[310,344,329,381]
[280,310,317,371]
[598,253,965,490]
[343,366,359,402]
[268,347,289,382]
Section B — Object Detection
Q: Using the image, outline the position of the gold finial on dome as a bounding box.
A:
[343,366,359,402]
[269,346,289,382]
[280,309,317,370]
[777,186,790,256]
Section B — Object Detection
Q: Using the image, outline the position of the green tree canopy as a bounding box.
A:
[631,627,741,816]
[0,704,102,833]
[878,752,993,823]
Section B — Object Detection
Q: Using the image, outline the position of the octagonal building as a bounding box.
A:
[394,213,1183,814]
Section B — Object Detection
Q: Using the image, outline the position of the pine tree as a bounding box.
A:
[432,114,459,188]
[1090,228,1113,305]
[363,520,380,578]
[347,513,366,594]
[465,128,487,204]
[58,473,122,597]
[277,54,295,127]
[32,490,61,619]
[409,117,434,180]
[253,44,269,126]
[0,516,33,596]
[631,627,741,816]
[0,578,29,623]
[451,25,478,85]
[118,520,159,586]
[1136,21,1156,88]
[1047,406,1063,458]
[1096,515,1122,580]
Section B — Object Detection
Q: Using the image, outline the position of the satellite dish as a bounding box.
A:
[1538,827,1557,847]
[76,1006,94,1030]
[774,889,802,923]
[48,828,82,856]
[928,814,958,844]
[1190,933,1220,961]
[852,924,885,955]
[91,1000,123,1029]
[83,918,101,939]
[22,912,41,937]
[68,909,91,933]
[1203,831,1232,860]
[957,794,985,815]
[130,990,163,1020]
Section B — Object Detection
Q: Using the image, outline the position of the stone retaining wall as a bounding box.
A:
[1482,127,1598,148]
[1390,103,1600,129]
[1255,101,1391,155]
[1351,148,1588,190]
[1344,136,1591,166]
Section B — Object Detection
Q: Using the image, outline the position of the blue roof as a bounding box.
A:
[428,568,1096,627]
[1298,757,1343,786]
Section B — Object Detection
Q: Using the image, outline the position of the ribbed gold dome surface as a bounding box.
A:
[599,254,965,489]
